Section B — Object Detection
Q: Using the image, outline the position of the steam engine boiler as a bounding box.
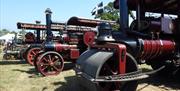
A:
[74,0,180,91]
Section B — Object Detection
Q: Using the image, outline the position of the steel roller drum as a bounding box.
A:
[114,0,179,15]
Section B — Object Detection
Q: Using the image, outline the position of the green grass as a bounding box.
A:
[0,45,86,91]
[0,60,84,91]
[0,60,178,91]
[0,46,4,60]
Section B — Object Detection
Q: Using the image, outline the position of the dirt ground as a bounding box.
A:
[0,59,180,91]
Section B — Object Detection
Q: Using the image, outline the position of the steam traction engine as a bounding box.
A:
[3,33,24,60]
[33,9,102,76]
[74,0,180,91]
[17,21,64,65]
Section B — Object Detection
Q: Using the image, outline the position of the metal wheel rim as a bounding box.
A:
[27,48,41,65]
[37,52,64,76]
[97,53,138,91]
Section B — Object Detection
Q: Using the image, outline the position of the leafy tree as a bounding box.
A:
[0,29,17,37]
[11,31,17,34]
[95,2,119,30]
[95,2,119,21]
[0,29,11,36]
[2,29,10,33]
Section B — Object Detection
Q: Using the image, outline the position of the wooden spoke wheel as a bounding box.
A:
[36,51,64,76]
[34,51,45,71]
[97,53,138,91]
[25,47,41,65]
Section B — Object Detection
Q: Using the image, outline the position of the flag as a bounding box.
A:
[91,7,96,15]
[98,2,103,7]
[91,2,104,16]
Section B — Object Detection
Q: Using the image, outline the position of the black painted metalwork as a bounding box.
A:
[75,0,180,90]
[35,21,41,43]
[119,0,128,33]
[45,8,53,42]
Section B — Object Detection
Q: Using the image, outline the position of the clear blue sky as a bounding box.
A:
[0,0,111,31]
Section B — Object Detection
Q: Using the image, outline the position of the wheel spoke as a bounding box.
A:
[40,63,49,66]
[99,63,122,91]
[42,57,49,62]
[52,65,60,71]
[53,59,59,63]
[97,53,139,91]
[35,50,40,53]
[51,57,55,62]
[55,60,63,66]
[31,51,36,55]
[37,52,64,76]
[48,55,52,61]
[41,65,48,71]
[104,63,118,75]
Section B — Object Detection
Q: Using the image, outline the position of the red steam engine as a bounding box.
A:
[33,9,116,76]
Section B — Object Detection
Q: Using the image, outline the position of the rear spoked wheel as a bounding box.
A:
[25,46,41,65]
[36,51,64,76]
[34,51,45,71]
[97,53,138,91]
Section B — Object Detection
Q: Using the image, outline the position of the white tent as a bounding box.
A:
[0,33,15,43]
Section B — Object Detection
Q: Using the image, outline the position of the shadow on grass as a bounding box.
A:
[53,76,87,91]
[137,74,180,91]
[53,67,180,91]
[0,60,27,65]
[13,68,43,78]
[63,62,75,71]
[13,68,36,74]
[12,62,75,78]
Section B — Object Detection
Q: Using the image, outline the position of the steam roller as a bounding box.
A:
[73,0,180,91]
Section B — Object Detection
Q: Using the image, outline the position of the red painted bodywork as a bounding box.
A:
[92,43,126,74]
[69,38,80,43]
[141,40,175,60]
[70,49,80,59]
[55,44,77,52]
[83,31,96,46]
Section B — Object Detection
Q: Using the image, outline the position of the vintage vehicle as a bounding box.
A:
[73,0,180,91]
[3,33,25,60]
[34,8,116,76]
[17,20,65,65]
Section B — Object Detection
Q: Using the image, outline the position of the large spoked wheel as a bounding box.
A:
[34,51,45,72]
[25,46,41,65]
[36,51,64,76]
[97,53,138,91]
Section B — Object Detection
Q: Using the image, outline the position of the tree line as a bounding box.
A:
[0,29,17,37]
